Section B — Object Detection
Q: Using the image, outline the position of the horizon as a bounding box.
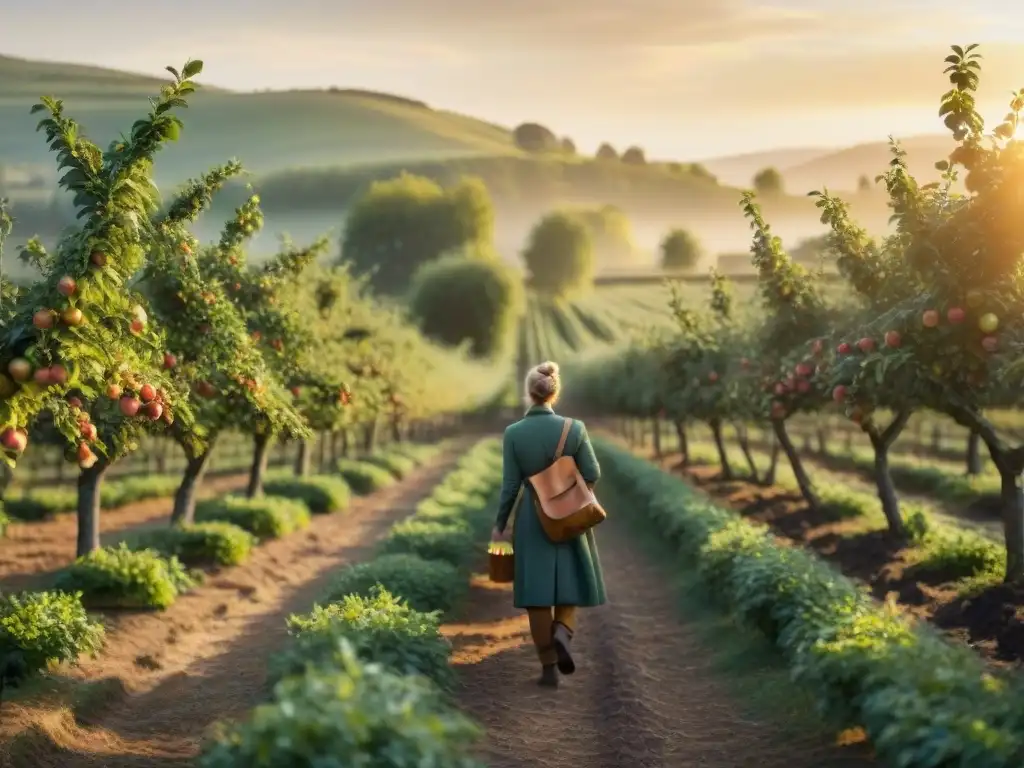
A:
[5,1,1024,159]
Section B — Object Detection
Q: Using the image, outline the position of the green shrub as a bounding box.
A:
[54,543,195,609]
[336,459,395,494]
[269,588,453,689]
[326,554,461,614]
[0,590,105,687]
[363,452,417,479]
[4,488,76,520]
[522,210,594,297]
[660,228,702,270]
[387,443,438,463]
[263,476,351,514]
[199,641,482,768]
[595,439,1024,767]
[131,523,257,567]
[195,495,311,539]
[102,476,180,507]
[377,519,474,569]
[5,474,182,520]
[407,255,524,359]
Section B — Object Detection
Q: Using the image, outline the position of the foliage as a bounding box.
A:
[522,211,595,297]
[574,205,635,265]
[325,553,462,615]
[130,522,256,567]
[560,137,576,154]
[195,495,311,539]
[407,255,523,358]
[660,228,703,270]
[0,590,104,691]
[512,122,558,153]
[337,459,395,494]
[198,641,483,768]
[4,473,180,519]
[269,587,453,689]
[595,143,618,160]
[752,166,784,195]
[377,518,474,569]
[621,146,646,165]
[363,450,418,479]
[54,543,194,609]
[263,475,351,514]
[339,174,494,295]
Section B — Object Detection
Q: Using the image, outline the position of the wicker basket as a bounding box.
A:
[488,552,515,583]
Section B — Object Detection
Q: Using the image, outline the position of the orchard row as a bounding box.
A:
[567,44,1024,582]
[0,60,506,556]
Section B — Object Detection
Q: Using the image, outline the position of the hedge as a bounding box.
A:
[195,495,311,540]
[4,475,183,520]
[53,543,195,610]
[129,522,257,567]
[336,459,396,495]
[199,438,503,767]
[595,439,1024,768]
[263,475,351,514]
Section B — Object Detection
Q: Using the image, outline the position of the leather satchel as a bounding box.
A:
[526,418,606,543]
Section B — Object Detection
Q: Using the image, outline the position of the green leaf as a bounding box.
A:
[181,60,204,79]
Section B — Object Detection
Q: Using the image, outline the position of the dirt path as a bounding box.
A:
[1,443,467,768]
[448,514,873,768]
[0,472,257,593]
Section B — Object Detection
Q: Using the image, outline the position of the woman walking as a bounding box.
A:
[491,361,606,688]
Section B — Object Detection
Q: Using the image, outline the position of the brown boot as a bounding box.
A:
[552,622,575,675]
[538,663,558,688]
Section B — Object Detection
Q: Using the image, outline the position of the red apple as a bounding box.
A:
[67,396,83,409]
[340,390,351,406]
[837,342,851,355]
[857,337,875,353]
[130,319,145,334]
[48,365,68,384]
[290,386,301,397]
[57,276,77,297]
[8,358,31,382]
[140,384,157,403]
[106,383,122,399]
[81,422,97,441]
[922,310,940,328]
[832,385,847,403]
[981,335,998,353]
[947,306,965,324]
[33,368,51,385]
[884,331,901,348]
[33,310,55,330]
[76,442,93,462]
[61,307,84,326]
[90,251,107,267]
[119,396,141,416]
[143,401,163,420]
[1,428,26,453]
[796,379,811,393]
[795,363,812,377]
[163,352,177,369]
[774,383,786,396]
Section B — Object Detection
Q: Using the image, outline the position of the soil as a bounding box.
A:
[0,472,254,593]
[0,443,467,768]
[449,513,873,768]
[669,458,1024,670]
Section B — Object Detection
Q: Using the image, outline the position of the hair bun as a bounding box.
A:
[536,361,559,377]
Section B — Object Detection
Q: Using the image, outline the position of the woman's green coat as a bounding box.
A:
[494,405,606,608]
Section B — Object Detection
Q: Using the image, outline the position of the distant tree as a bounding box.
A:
[621,146,647,165]
[522,211,595,296]
[339,173,494,294]
[574,205,636,265]
[595,143,619,160]
[687,163,718,183]
[512,122,559,153]
[560,137,576,154]
[857,174,872,192]
[660,228,703,270]
[752,166,784,195]
[666,162,682,173]
[407,255,523,358]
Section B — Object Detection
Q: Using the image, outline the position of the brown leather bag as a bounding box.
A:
[523,418,606,543]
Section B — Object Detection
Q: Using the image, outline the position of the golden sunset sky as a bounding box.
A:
[6,0,1024,158]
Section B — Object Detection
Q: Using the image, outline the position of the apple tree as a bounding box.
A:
[142,165,310,521]
[0,64,207,554]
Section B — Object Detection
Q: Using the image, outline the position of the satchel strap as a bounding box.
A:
[505,418,573,535]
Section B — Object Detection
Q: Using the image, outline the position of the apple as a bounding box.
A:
[67,396,83,409]
[340,390,351,406]
[2,428,23,453]
[90,251,107,267]
[850,408,864,424]
[57,276,77,297]
[272,339,283,351]
[708,371,719,383]
[61,307,84,326]
[130,319,145,334]
[251,331,262,342]
[774,383,786,396]
[163,352,177,369]
[837,342,851,355]
[857,337,875,353]
[290,386,301,397]
[106,383,122,399]
[33,310,55,330]
[119,396,141,416]
[978,313,999,333]
[33,368,51,385]
[196,381,216,398]
[8,358,31,382]
[922,309,940,328]
[947,306,965,324]
[131,305,148,324]
[796,379,811,393]
[81,422,97,441]
[76,442,93,462]
[180,242,192,255]
[143,401,163,420]
[795,363,812,377]
[832,385,847,403]
[48,365,68,385]
[139,383,156,403]
[981,335,998,353]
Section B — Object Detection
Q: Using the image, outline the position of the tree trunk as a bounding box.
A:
[156,442,167,474]
[247,432,272,498]
[843,429,853,452]
[294,439,312,477]
[762,432,780,486]
[816,427,828,455]
[362,422,377,454]
[391,416,402,444]
[709,419,733,480]
[341,429,351,458]
[931,425,942,453]
[865,411,910,537]
[771,419,819,509]
[966,430,982,475]
[674,421,689,466]
[171,448,212,526]
[651,417,662,458]
[734,423,759,482]
[998,469,1024,582]
[76,460,110,557]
